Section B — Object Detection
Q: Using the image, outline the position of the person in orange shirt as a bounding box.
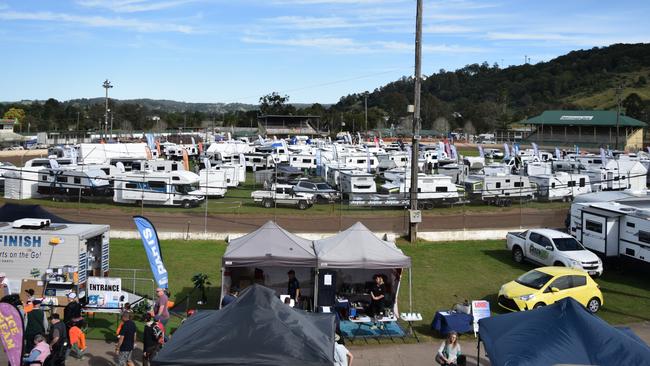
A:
[69,320,87,359]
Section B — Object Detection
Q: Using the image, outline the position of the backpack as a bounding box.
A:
[152,323,164,344]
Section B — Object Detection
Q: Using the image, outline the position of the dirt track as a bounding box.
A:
[45,206,568,234]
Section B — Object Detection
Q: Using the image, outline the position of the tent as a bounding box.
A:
[152,285,336,366]
[478,298,650,366]
[0,203,76,223]
[314,222,411,269]
[221,221,317,308]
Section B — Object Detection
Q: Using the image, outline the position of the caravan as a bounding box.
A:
[464,174,536,205]
[339,170,376,195]
[113,170,204,208]
[529,172,591,201]
[37,167,112,197]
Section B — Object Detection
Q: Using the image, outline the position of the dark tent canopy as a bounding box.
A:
[0,203,76,223]
[479,298,650,366]
[152,285,336,366]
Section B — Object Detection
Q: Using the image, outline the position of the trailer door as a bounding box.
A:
[581,214,607,255]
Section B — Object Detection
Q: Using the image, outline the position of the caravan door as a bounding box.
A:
[581,214,607,256]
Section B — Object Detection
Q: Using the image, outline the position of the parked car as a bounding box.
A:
[251,183,314,210]
[292,179,339,203]
[506,229,603,276]
[497,267,603,313]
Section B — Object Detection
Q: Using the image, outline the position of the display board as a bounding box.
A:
[86,276,125,313]
[472,300,491,336]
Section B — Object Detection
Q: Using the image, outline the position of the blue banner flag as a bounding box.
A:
[133,216,169,288]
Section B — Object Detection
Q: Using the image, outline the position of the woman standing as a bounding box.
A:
[436,331,463,366]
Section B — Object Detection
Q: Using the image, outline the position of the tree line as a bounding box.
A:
[3,43,650,135]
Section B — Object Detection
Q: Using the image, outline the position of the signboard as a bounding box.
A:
[472,300,491,336]
[409,209,422,223]
[0,302,23,366]
[86,276,124,313]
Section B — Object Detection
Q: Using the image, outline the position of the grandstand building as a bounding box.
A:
[257,115,322,136]
[522,110,646,150]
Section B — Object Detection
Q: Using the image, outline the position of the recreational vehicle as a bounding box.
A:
[37,167,112,197]
[198,169,228,197]
[464,174,536,205]
[339,170,377,195]
[113,170,204,208]
[528,172,591,201]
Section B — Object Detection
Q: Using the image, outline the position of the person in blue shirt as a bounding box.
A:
[287,270,301,308]
[221,287,239,308]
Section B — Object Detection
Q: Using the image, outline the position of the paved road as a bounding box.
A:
[44,206,568,234]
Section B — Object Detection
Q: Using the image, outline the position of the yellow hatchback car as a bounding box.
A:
[498,266,603,313]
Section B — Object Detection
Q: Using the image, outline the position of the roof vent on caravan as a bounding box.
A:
[12,218,51,229]
[619,207,635,212]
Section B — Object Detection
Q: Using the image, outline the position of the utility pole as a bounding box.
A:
[409,0,423,243]
[364,92,368,133]
[615,85,623,150]
[102,79,113,141]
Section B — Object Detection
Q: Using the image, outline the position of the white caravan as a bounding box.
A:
[289,154,317,170]
[381,173,462,204]
[339,170,377,195]
[37,167,112,197]
[464,174,535,204]
[528,172,591,201]
[198,169,228,197]
[113,170,204,208]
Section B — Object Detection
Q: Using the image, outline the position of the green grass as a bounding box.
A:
[90,238,650,342]
[566,69,650,109]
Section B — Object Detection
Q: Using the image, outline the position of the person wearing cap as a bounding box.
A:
[48,313,69,366]
[64,292,83,326]
[221,286,239,308]
[154,288,170,326]
[287,270,301,305]
[24,299,48,353]
[334,333,353,366]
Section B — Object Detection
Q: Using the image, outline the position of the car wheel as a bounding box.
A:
[297,200,308,210]
[512,247,524,263]
[182,200,192,208]
[587,297,601,313]
[262,198,273,208]
[533,302,545,309]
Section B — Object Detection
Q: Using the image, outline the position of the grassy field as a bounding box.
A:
[89,238,650,342]
[565,69,650,109]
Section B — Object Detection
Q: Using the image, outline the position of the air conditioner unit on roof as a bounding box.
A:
[12,218,51,229]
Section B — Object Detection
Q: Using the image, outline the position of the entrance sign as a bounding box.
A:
[87,276,124,312]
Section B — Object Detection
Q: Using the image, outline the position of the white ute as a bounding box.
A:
[506,228,603,276]
[251,183,314,210]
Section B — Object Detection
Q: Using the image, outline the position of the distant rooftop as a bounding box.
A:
[523,110,646,127]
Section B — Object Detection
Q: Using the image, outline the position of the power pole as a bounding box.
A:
[364,92,368,133]
[102,79,113,141]
[409,0,423,243]
[615,85,623,150]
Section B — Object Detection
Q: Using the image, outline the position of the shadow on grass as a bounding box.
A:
[171,286,222,313]
[600,307,650,322]
[600,287,650,301]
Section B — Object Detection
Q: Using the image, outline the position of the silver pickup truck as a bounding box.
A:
[251,183,314,210]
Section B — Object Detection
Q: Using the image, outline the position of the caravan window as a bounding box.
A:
[171,164,178,171]
[302,159,312,164]
[56,176,68,183]
[125,183,138,189]
[551,182,556,188]
[568,181,576,187]
[514,181,523,188]
[639,231,650,244]
[148,181,166,192]
[157,166,165,171]
[357,159,365,164]
[74,177,81,184]
[435,186,448,192]
[579,178,586,187]
[42,175,48,180]
[495,182,501,188]
[585,220,603,234]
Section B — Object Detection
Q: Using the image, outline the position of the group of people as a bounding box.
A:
[18,291,86,366]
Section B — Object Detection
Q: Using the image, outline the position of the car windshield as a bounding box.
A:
[316,183,331,190]
[515,270,553,290]
[553,237,584,251]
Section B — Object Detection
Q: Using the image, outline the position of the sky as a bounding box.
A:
[1,0,649,104]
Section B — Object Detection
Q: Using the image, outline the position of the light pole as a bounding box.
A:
[615,85,623,150]
[408,0,423,243]
[364,92,368,134]
[102,79,113,141]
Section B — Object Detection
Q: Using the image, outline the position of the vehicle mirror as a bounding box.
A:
[545,245,553,251]
[551,287,560,293]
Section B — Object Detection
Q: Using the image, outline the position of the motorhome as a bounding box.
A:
[37,167,112,197]
[528,172,591,201]
[339,170,377,195]
[569,201,650,264]
[113,170,204,208]
[464,174,536,205]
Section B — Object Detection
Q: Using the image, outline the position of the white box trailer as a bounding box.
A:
[569,201,650,263]
[0,219,110,295]
[113,170,204,208]
[339,170,376,194]
[198,169,228,197]
[3,167,44,200]
[529,172,591,201]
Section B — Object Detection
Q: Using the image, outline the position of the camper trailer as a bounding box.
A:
[343,154,379,172]
[339,170,376,195]
[0,218,110,296]
[569,201,650,264]
[37,167,112,197]
[325,165,357,188]
[528,172,591,201]
[198,169,228,197]
[113,170,204,208]
[289,154,317,170]
[464,174,536,205]
[379,173,462,207]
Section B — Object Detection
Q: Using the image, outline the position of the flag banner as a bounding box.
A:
[450,145,458,161]
[555,147,561,160]
[600,148,607,167]
[504,143,511,158]
[133,216,168,288]
[316,149,322,176]
[478,145,484,158]
[532,142,539,157]
[365,146,371,173]
[0,302,23,366]
[145,133,155,151]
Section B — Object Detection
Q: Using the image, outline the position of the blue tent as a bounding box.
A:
[479,298,650,366]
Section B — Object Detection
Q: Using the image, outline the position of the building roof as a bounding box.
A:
[524,110,646,127]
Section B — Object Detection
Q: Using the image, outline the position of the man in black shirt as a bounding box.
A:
[116,312,136,366]
[368,274,386,318]
[49,313,68,366]
[287,270,301,304]
[64,292,83,326]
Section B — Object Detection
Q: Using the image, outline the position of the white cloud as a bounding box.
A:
[0,11,194,33]
[262,15,406,30]
[76,0,198,13]
[423,24,476,34]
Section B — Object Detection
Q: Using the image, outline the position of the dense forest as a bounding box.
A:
[2,43,650,135]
